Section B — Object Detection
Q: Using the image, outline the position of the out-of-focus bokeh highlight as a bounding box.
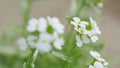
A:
[0,0,120,68]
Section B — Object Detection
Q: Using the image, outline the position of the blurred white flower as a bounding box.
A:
[89,17,101,35]
[76,35,82,47]
[88,65,94,68]
[89,61,103,68]
[103,62,109,67]
[17,38,28,51]
[90,35,99,42]
[90,50,105,62]
[71,17,101,47]
[97,2,104,8]
[19,17,65,52]
[53,32,64,50]
[27,18,47,32]
[35,33,53,53]
[88,61,109,68]
[27,35,37,47]
[47,16,64,34]
[71,17,88,34]
[76,35,89,47]
[94,61,103,68]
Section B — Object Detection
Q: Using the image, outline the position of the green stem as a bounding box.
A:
[22,0,32,25]
[64,45,76,68]
[24,49,38,68]
[76,0,87,17]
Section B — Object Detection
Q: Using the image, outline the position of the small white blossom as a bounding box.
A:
[103,62,109,67]
[17,38,28,51]
[47,16,64,34]
[27,18,47,32]
[53,32,64,50]
[26,35,37,47]
[71,17,101,47]
[97,2,104,8]
[90,35,99,42]
[36,33,53,53]
[88,61,109,68]
[89,65,94,68]
[94,61,104,68]
[76,35,90,47]
[71,17,88,34]
[76,35,83,47]
[89,17,101,35]
[90,50,105,62]
[82,35,90,43]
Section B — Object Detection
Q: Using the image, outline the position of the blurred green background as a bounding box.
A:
[0,0,120,68]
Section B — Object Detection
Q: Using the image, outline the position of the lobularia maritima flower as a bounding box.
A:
[18,16,64,53]
[88,51,109,68]
[71,17,101,47]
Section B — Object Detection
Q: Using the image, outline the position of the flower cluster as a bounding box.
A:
[18,16,64,53]
[88,51,109,68]
[71,17,101,47]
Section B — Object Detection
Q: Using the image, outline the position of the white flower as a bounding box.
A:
[17,38,28,51]
[76,35,83,47]
[90,51,105,62]
[82,35,90,43]
[47,16,64,34]
[94,61,103,68]
[90,35,99,42]
[27,35,37,47]
[53,32,64,50]
[76,35,90,47]
[89,65,94,68]
[97,2,104,8]
[35,33,53,53]
[103,62,109,67]
[71,17,88,34]
[71,17,88,28]
[89,17,101,35]
[38,17,47,32]
[27,18,47,32]
[88,61,109,68]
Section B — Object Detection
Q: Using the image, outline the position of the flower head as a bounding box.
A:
[90,50,105,62]
[71,17,101,47]
[18,16,65,53]
[47,16,65,34]
[89,50,109,68]
[35,32,53,53]
[27,18,47,32]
